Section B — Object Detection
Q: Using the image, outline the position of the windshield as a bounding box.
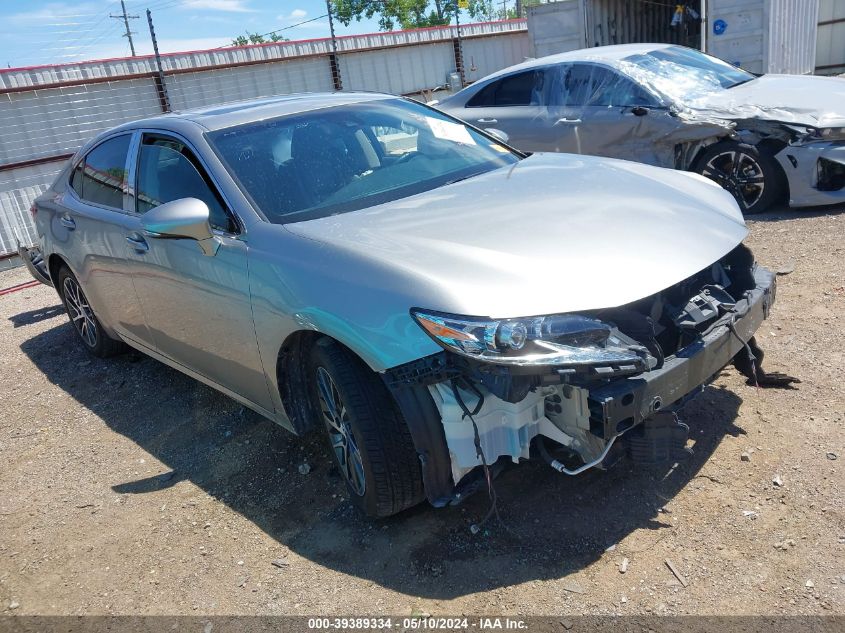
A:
[208,97,520,223]
[620,46,756,103]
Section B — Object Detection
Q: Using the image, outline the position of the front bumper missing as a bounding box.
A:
[588,266,776,439]
[387,264,776,506]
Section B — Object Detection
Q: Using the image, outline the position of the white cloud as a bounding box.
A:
[9,2,103,24]
[277,9,308,21]
[181,0,256,12]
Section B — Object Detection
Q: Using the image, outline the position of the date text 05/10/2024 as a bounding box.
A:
[307,618,528,630]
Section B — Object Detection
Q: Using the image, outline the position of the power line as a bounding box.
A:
[7,1,123,67]
[110,0,140,56]
[214,14,330,49]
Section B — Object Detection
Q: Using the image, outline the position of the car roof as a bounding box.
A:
[112,91,396,133]
[474,43,677,83]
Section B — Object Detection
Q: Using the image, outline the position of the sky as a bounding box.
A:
[1,0,472,69]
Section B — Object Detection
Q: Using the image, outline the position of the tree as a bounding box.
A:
[466,0,521,21]
[332,0,457,31]
[331,0,526,31]
[231,31,288,47]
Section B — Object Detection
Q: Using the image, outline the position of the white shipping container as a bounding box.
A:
[527,0,819,75]
[527,0,587,58]
[707,0,818,74]
[815,0,845,74]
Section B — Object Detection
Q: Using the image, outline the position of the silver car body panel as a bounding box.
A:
[31,92,772,496]
[283,153,746,321]
[437,44,845,206]
[687,74,845,128]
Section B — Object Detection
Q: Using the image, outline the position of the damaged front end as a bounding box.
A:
[384,244,777,507]
[719,119,845,208]
[773,128,845,207]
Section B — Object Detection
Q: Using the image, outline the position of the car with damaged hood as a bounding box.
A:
[434,43,845,214]
[23,92,783,517]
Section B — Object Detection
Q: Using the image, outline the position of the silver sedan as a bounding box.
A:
[436,43,845,214]
[25,92,777,516]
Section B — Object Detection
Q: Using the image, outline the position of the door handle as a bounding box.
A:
[125,234,149,253]
[59,215,76,230]
[555,118,582,125]
[476,118,498,124]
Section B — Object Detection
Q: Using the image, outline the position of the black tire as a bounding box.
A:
[309,339,424,517]
[693,140,785,214]
[57,266,125,358]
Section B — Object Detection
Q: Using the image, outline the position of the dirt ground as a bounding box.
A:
[0,205,842,617]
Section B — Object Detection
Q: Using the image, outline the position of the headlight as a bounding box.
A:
[411,309,647,367]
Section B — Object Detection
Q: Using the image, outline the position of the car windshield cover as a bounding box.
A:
[620,46,755,103]
[207,97,520,223]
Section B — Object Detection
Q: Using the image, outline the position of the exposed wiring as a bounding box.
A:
[449,378,515,537]
[728,319,759,392]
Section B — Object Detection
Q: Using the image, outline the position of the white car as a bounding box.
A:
[437,44,845,214]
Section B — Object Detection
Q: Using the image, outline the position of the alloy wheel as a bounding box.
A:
[316,366,366,496]
[701,150,766,211]
[63,276,97,348]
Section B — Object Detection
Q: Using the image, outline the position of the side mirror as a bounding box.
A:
[141,197,220,257]
[631,106,650,117]
[485,128,510,144]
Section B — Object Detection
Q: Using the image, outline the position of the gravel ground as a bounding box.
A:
[0,206,842,617]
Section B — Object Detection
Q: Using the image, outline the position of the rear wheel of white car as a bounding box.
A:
[309,339,424,517]
[694,141,784,214]
[57,266,125,358]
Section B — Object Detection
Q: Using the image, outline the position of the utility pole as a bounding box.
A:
[325,0,343,91]
[110,0,139,56]
[455,0,465,87]
[147,9,171,112]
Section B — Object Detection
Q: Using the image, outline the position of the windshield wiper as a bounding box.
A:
[444,171,488,186]
[727,77,757,89]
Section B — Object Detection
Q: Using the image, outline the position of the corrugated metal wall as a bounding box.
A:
[0,20,527,90]
[340,43,456,94]
[0,21,529,257]
[168,58,335,111]
[816,0,845,74]
[463,32,531,82]
[0,164,62,255]
[767,0,818,74]
[0,78,162,165]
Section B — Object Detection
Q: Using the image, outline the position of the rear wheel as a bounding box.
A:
[694,141,784,214]
[57,266,125,357]
[309,339,424,517]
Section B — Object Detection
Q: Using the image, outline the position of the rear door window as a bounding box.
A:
[467,69,546,107]
[549,64,658,107]
[74,134,132,209]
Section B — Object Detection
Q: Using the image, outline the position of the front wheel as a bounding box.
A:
[309,339,424,517]
[57,266,125,357]
[694,141,785,214]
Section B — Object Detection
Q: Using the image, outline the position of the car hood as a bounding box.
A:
[687,74,845,128]
[284,153,747,318]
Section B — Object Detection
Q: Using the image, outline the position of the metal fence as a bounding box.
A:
[0,19,529,258]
